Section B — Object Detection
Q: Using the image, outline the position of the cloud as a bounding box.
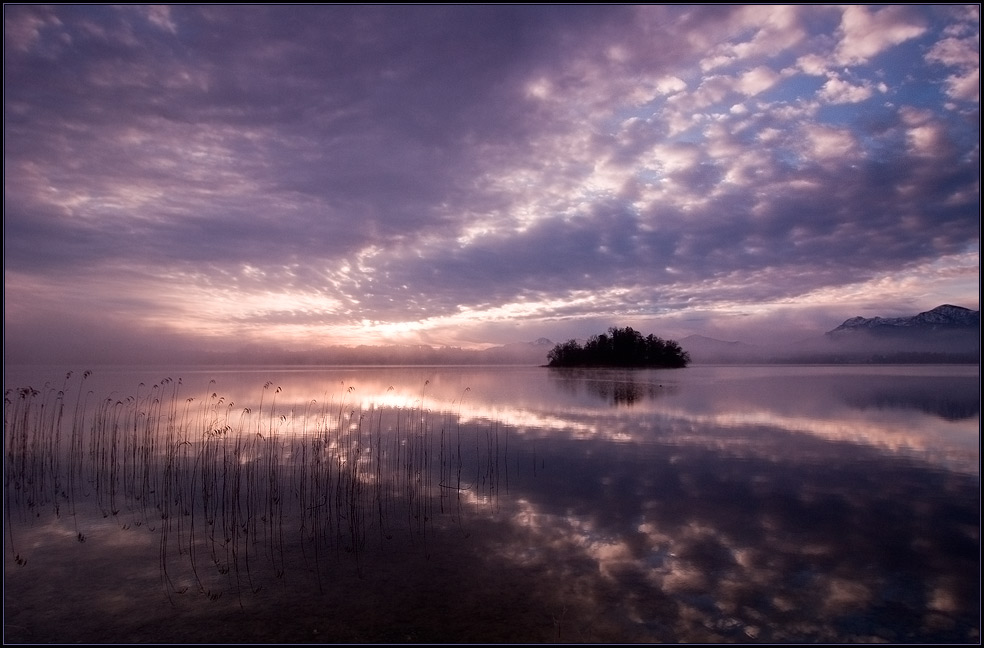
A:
[3,5,979,361]
[737,66,781,96]
[4,9,52,52]
[926,36,980,103]
[696,5,812,71]
[927,35,981,68]
[795,53,831,77]
[817,75,880,104]
[143,5,177,34]
[834,5,928,65]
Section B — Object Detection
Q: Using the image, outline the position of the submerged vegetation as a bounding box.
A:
[547,326,690,368]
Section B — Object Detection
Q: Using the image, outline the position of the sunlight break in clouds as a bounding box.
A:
[3,5,979,362]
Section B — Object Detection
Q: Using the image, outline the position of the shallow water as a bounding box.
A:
[4,364,979,643]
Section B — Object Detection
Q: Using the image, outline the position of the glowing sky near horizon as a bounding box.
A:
[3,5,979,363]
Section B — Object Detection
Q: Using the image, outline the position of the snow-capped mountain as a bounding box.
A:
[681,305,979,365]
[827,304,979,335]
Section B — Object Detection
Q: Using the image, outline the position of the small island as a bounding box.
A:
[547,326,691,368]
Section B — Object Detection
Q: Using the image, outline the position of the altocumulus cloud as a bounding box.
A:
[3,5,979,362]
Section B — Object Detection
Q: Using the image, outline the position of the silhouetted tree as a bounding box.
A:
[547,326,690,368]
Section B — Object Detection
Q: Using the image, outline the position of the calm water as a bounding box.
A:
[4,364,979,643]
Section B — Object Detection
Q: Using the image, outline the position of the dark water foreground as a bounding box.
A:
[4,365,980,643]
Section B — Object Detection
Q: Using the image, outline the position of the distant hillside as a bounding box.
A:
[479,337,555,364]
[679,335,764,364]
[827,304,979,336]
[194,339,556,366]
[813,304,979,363]
[682,305,979,365]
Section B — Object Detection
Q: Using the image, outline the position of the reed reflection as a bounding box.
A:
[4,374,507,605]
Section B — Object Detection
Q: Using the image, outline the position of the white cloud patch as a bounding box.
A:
[689,75,734,109]
[817,75,876,104]
[737,66,780,97]
[899,106,948,158]
[700,4,809,69]
[943,67,980,104]
[927,35,980,68]
[656,76,687,95]
[926,36,980,103]
[803,125,859,161]
[835,5,927,65]
[795,53,830,76]
[730,4,808,60]
[700,54,734,73]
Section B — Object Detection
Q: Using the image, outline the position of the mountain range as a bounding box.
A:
[683,305,980,364]
[826,304,979,335]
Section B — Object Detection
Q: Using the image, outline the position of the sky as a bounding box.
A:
[3,5,980,364]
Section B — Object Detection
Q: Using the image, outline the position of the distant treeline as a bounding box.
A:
[547,326,690,368]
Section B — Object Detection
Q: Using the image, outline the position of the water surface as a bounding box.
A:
[4,364,979,643]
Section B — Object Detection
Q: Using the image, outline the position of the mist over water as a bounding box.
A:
[4,364,979,643]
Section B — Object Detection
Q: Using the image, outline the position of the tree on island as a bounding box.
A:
[547,326,690,368]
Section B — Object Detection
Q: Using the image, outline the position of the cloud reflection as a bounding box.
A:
[4,365,979,642]
[488,429,979,642]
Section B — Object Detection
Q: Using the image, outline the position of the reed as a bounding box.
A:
[3,372,508,603]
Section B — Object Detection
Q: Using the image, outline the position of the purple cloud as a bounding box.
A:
[4,5,979,361]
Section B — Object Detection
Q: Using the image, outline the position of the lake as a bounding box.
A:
[3,364,979,643]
